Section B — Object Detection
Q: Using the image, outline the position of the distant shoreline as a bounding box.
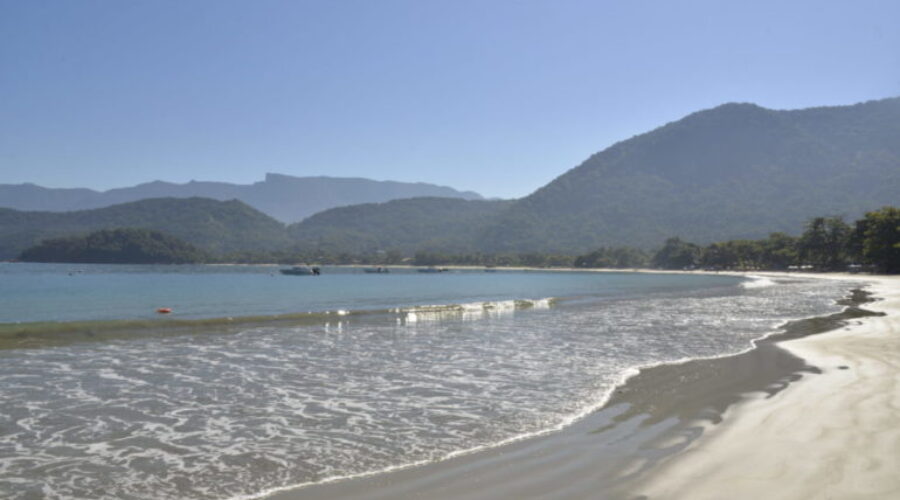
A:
[9,258,890,278]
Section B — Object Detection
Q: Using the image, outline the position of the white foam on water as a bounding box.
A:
[0,278,857,500]
[396,297,556,324]
[531,298,552,309]
[740,275,778,289]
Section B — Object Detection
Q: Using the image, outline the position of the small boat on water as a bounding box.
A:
[280,265,321,276]
[363,267,390,273]
[417,267,448,273]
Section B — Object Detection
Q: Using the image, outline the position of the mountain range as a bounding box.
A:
[291,97,900,253]
[0,174,483,223]
[2,97,898,259]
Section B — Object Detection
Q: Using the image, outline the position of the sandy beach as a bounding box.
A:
[264,272,899,500]
[632,273,900,500]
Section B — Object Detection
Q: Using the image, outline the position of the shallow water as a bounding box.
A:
[0,265,855,499]
[0,263,732,323]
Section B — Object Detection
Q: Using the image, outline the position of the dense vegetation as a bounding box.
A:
[288,197,513,255]
[19,228,210,264]
[368,208,899,273]
[0,174,482,223]
[287,97,900,253]
[11,208,895,273]
[573,247,649,268]
[0,198,290,259]
[649,207,900,273]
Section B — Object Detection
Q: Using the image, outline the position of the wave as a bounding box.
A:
[397,298,555,324]
[0,297,558,349]
[238,283,866,500]
[740,275,778,289]
[0,275,858,499]
[234,361,639,500]
[237,282,866,500]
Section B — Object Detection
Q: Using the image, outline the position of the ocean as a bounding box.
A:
[0,263,855,499]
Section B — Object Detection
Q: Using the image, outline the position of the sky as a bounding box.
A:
[1,0,898,199]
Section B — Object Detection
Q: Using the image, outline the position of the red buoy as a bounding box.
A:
[156,308,172,314]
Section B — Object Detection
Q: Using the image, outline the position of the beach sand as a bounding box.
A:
[267,272,898,500]
[630,274,900,500]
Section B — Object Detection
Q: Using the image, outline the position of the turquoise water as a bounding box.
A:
[0,263,739,323]
[0,263,856,500]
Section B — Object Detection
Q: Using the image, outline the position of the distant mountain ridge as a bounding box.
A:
[3,97,897,258]
[290,97,900,253]
[0,173,483,223]
[485,97,900,251]
[0,198,289,259]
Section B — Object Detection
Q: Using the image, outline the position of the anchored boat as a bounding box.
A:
[280,265,321,276]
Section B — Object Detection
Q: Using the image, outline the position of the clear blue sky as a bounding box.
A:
[1,0,898,199]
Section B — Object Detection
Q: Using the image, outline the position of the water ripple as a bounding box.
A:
[0,278,853,499]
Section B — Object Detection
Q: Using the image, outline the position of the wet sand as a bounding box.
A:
[267,273,890,499]
[633,274,900,500]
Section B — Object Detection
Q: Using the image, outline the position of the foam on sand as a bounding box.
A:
[635,274,900,500]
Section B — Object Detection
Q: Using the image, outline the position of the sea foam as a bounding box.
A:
[0,276,854,500]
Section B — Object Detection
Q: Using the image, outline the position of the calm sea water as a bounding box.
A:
[0,263,735,323]
[0,263,855,499]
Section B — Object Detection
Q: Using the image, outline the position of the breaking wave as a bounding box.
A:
[0,275,857,499]
[740,275,778,289]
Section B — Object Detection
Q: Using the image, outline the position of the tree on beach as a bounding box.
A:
[700,242,736,269]
[708,240,763,269]
[855,207,900,273]
[573,246,649,268]
[759,232,799,270]
[798,216,852,270]
[652,237,701,269]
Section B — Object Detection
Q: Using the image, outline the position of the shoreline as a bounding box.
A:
[0,267,737,350]
[264,272,892,500]
[631,273,900,499]
[6,265,895,498]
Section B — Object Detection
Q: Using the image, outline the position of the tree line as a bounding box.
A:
[649,207,899,273]
[17,207,899,274]
[19,228,212,264]
[404,207,899,273]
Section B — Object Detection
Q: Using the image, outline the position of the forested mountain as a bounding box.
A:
[0,173,483,223]
[485,97,900,252]
[289,97,900,253]
[19,228,210,264]
[5,98,898,258]
[0,198,289,259]
[288,197,512,254]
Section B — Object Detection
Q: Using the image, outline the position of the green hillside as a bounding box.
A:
[288,197,512,254]
[19,228,210,264]
[484,97,900,252]
[6,98,898,258]
[0,198,290,259]
[288,97,900,254]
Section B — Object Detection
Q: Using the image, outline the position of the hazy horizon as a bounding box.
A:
[2,0,898,198]
[4,172,489,197]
